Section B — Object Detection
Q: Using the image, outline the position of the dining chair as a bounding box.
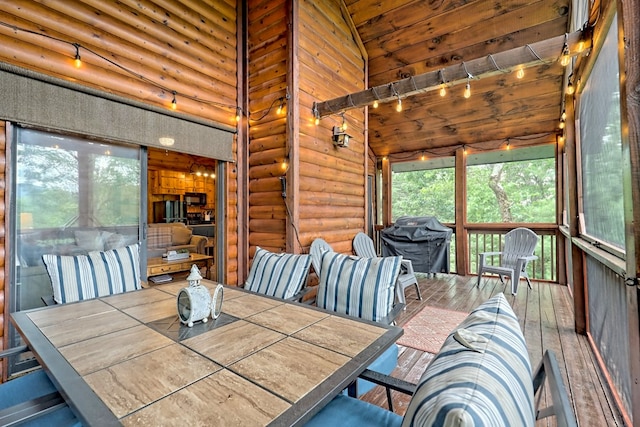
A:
[353,232,421,306]
[244,246,312,302]
[476,227,539,295]
[0,346,81,426]
[313,245,403,397]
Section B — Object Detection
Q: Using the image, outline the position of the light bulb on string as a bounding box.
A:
[463,81,471,99]
[73,44,81,68]
[420,153,426,161]
[561,110,567,121]
[516,68,524,79]
[396,97,402,112]
[235,108,241,122]
[277,98,284,115]
[439,85,446,97]
[576,40,585,53]
[506,141,511,150]
[560,45,571,66]
[559,120,565,129]
[171,91,177,110]
[314,116,320,125]
[373,100,379,108]
[566,81,574,95]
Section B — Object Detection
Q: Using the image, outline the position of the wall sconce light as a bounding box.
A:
[332,126,351,147]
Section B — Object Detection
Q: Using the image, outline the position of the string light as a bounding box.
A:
[276,98,284,115]
[462,62,472,99]
[576,40,585,53]
[371,87,381,109]
[396,97,402,112]
[171,91,177,110]
[439,69,447,97]
[516,68,524,79]
[566,80,574,95]
[373,100,379,108]
[281,158,289,171]
[73,43,81,68]
[235,108,241,122]
[561,110,567,121]
[506,140,511,150]
[463,145,467,155]
[420,153,426,161]
[560,34,570,66]
[559,120,565,129]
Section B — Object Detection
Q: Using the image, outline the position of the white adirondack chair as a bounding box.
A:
[353,232,422,306]
[476,227,539,295]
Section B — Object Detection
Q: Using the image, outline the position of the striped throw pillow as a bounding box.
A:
[245,247,312,299]
[401,293,534,427]
[316,251,401,323]
[43,244,141,304]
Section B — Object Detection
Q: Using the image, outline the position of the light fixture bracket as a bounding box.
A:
[332,126,351,147]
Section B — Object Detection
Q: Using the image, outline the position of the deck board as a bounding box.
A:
[360,274,624,426]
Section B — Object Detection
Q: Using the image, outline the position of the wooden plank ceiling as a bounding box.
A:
[344,0,571,158]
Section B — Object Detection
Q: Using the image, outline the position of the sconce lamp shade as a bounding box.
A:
[332,126,351,148]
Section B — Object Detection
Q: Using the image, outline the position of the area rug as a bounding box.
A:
[398,306,469,354]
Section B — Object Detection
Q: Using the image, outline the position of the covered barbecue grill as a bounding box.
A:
[381,216,453,274]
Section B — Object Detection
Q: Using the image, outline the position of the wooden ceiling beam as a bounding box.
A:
[314,30,587,118]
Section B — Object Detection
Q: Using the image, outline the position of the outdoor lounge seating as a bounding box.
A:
[305,293,577,427]
[353,232,421,306]
[0,346,81,426]
[476,227,539,295]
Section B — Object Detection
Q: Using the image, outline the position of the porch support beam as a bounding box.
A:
[314,30,586,118]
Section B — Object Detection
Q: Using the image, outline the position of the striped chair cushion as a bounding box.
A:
[245,247,312,299]
[316,251,401,323]
[43,244,141,304]
[402,293,534,427]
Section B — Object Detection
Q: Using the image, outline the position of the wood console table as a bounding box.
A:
[147,253,213,280]
[11,281,402,426]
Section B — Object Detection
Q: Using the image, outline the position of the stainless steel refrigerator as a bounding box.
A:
[153,201,187,223]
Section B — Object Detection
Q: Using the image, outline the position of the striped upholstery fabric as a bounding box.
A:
[401,293,534,427]
[43,244,141,304]
[245,247,312,299]
[316,251,401,322]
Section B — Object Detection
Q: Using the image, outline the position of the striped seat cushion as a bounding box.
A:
[402,293,534,427]
[245,247,312,299]
[316,251,401,323]
[43,244,141,304]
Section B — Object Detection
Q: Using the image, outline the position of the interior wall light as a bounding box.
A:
[332,126,351,147]
[171,91,177,110]
[73,43,81,68]
[159,137,175,147]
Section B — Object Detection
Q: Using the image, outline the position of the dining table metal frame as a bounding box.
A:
[11,280,403,426]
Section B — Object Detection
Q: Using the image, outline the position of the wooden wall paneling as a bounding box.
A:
[247,0,289,257]
[0,120,5,380]
[0,2,238,127]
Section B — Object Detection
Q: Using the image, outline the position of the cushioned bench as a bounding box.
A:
[306,293,577,427]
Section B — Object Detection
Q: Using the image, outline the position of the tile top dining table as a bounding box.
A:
[11,279,403,426]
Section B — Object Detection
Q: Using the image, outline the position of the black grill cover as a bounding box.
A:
[381,216,453,274]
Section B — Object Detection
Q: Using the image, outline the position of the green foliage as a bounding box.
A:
[392,168,455,222]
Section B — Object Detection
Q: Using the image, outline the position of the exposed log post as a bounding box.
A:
[314,31,586,117]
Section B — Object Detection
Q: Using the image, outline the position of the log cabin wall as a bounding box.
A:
[247,0,290,256]
[297,0,366,254]
[0,120,6,370]
[0,0,241,357]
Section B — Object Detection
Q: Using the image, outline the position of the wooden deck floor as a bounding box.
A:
[361,273,626,426]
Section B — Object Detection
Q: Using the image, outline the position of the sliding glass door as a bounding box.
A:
[9,127,145,373]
